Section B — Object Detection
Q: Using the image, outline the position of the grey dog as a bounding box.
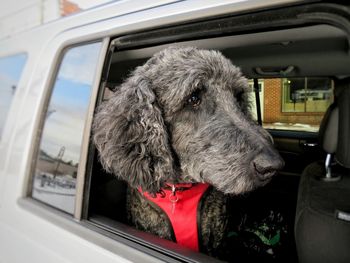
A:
[93,46,284,255]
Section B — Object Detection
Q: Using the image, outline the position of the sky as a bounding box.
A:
[40,42,102,163]
[0,53,27,137]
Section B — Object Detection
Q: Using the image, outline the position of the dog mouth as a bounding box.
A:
[253,171,277,188]
[253,162,277,182]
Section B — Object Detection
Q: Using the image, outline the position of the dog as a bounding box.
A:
[92,46,284,256]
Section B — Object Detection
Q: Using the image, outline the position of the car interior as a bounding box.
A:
[86,3,350,262]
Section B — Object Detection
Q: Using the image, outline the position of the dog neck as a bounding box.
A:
[138,183,210,251]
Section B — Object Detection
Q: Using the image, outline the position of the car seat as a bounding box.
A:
[294,78,350,263]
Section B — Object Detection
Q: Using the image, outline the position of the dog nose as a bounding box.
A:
[252,148,284,180]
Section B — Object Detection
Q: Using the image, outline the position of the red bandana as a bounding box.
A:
[139,183,210,251]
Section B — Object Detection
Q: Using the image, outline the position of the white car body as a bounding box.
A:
[2,0,328,262]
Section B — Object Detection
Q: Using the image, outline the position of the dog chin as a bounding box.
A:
[254,169,276,184]
[212,181,254,195]
[214,172,275,195]
[253,175,273,188]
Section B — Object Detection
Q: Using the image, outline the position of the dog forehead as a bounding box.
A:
[152,47,230,70]
[147,47,246,114]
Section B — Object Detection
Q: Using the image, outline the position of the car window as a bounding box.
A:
[0,53,27,139]
[85,4,349,263]
[249,78,333,132]
[31,42,102,214]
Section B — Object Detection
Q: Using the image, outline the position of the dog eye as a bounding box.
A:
[187,90,201,108]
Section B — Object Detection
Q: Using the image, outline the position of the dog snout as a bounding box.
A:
[251,148,284,180]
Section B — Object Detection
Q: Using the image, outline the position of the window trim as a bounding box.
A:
[74,37,110,220]
[112,3,350,51]
[26,47,65,199]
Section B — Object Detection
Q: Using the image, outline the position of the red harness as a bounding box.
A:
[139,183,210,251]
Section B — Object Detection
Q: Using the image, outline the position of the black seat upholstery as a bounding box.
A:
[295,79,350,263]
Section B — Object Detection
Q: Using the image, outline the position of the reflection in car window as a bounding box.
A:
[249,78,333,132]
[0,53,27,139]
[32,42,102,214]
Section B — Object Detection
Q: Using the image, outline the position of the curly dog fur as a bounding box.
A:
[93,46,284,255]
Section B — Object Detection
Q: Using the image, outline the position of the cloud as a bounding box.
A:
[40,108,86,163]
[58,42,101,85]
[39,95,92,163]
[38,42,101,163]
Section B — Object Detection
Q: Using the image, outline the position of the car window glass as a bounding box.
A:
[249,78,333,132]
[31,42,102,214]
[0,53,27,139]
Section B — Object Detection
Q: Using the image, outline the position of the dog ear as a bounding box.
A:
[92,73,176,194]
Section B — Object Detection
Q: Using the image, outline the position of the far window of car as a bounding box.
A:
[0,53,27,139]
[31,42,102,214]
[249,77,333,132]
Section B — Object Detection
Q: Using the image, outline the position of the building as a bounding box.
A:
[0,0,81,40]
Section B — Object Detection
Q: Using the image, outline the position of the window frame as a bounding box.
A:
[248,77,334,133]
[281,77,334,114]
[27,38,110,218]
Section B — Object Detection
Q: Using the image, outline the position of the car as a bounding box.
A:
[0,0,349,262]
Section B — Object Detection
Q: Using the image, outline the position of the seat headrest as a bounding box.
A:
[319,78,350,168]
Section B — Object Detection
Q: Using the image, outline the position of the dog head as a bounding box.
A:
[93,46,284,195]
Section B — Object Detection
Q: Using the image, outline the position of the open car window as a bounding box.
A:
[85,4,350,262]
